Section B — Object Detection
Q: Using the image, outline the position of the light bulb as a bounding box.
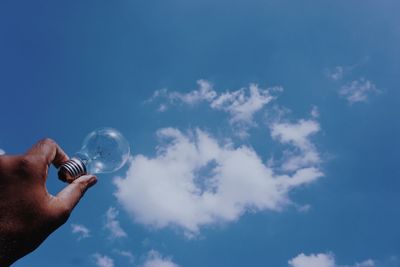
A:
[58,127,130,183]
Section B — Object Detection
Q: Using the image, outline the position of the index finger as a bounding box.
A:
[26,138,69,168]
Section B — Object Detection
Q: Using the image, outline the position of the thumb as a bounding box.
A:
[52,175,97,220]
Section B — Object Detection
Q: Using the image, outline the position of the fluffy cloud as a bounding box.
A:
[142,250,179,267]
[288,253,375,267]
[271,119,321,172]
[114,123,322,236]
[71,223,90,240]
[339,78,379,104]
[104,207,127,239]
[93,253,114,267]
[150,80,282,137]
[0,148,4,155]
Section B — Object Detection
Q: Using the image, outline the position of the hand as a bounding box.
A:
[0,139,97,266]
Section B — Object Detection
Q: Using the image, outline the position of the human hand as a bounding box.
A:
[0,139,97,266]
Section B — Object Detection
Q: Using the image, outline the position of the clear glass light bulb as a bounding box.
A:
[58,127,130,182]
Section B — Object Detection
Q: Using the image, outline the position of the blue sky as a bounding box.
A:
[0,1,399,266]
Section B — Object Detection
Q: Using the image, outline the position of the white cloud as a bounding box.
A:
[353,259,375,267]
[150,80,216,107]
[93,253,114,267]
[326,66,345,81]
[289,253,336,267]
[70,223,90,240]
[271,119,321,172]
[114,250,134,263]
[114,125,322,236]
[288,253,375,267]
[169,79,217,105]
[210,83,277,125]
[150,80,282,137]
[311,106,320,118]
[325,58,369,82]
[296,204,311,213]
[104,207,127,239]
[0,148,5,155]
[339,78,379,104]
[142,250,179,267]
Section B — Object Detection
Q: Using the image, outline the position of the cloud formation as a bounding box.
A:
[0,148,4,155]
[326,66,345,81]
[339,78,379,104]
[149,80,282,137]
[104,207,127,239]
[93,253,114,267]
[114,250,134,263]
[142,250,179,267]
[271,119,321,172]
[288,252,374,267]
[114,120,322,236]
[71,223,90,240]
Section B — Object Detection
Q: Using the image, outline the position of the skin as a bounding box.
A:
[0,139,97,266]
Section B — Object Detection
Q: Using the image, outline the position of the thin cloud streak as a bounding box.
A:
[148,80,282,137]
[104,207,127,239]
[71,223,90,240]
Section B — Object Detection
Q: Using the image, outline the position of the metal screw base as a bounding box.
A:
[58,157,87,183]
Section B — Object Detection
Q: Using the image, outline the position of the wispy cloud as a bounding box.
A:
[148,80,282,137]
[157,79,217,105]
[325,60,380,105]
[0,148,5,155]
[93,253,114,267]
[114,250,134,263]
[325,66,345,81]
[339,78,380,104]
[70,223,90,240]
[104,207,127,239]
[310,106,320,118]
[142,250,179,267]
[288,252,375,267]
[114,119,322,236]
[325,58,369,82]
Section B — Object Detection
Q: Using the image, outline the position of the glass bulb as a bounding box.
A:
[58,127,130,182]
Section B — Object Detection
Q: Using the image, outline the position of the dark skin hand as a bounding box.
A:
[0,139,97,266]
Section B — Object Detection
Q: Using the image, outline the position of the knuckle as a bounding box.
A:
[16,155,46,178]
[41,138,57,147]
[17,155,34,174]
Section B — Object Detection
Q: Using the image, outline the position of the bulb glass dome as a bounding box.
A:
[75,127,130,174]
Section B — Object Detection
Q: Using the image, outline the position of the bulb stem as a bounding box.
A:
[58,157,87,183]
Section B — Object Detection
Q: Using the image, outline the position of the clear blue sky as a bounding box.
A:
[0,1,399,266]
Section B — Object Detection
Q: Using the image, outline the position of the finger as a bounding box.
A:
[26,138,69,168]
[52,175,97,217]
